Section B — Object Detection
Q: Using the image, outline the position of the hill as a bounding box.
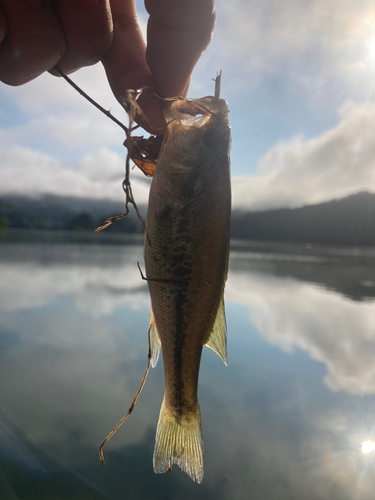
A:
[0,195,147,233]
[231,191,375,246]
[2,191,375,246]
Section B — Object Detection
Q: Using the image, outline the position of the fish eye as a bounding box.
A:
[203,127,223,148]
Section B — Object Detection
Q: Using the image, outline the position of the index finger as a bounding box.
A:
[145,0,216,98]
[101,0,165,132]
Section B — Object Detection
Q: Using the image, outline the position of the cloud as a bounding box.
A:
[232,101,375,210]
[2,94,375,211]
[226,258,375,395]
[0,63,151,201]
[4,239,375,397]
[0,244,148,318]
[0,241,158,455]
[1,234,374,495]
[0,66,128,154]
[0,64,124,118]
[0,306,159,455]
[0,145,150,203]
[213,0,375,99]
[0,110,124,152]
[1,1,375,210]
[0,254,369,497]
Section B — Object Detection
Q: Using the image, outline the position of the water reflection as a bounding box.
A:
[227,246,375,395]
[230,240,375,301]
[1,232,375,499]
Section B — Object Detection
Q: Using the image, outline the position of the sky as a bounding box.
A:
[1,0,375,211]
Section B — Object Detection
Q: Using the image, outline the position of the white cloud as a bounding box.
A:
[0,145,150,203]
[0,111,124,151]
[8,228,375,400]
[0,253,148,319]
[1,246,372,494]
[213,0,375,99]
[0,242,155,454]
[0,66,128,152]
[2,98,375,214]
[232,101,375,210]
[0,63,152,203]
[1,1,375,211]
[226,259,375,395]
[0,64,124,118]
[0,306,158,455]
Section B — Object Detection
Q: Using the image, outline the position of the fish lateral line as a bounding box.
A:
[137,262,178,284]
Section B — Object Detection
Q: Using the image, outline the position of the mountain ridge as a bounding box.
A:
[0,194,146,233]
[231,191,375,246]
[1,191,375,246]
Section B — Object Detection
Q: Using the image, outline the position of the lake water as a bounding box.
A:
[1,231,375,499]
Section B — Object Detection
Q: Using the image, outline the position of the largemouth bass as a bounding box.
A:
[145,95,231,483]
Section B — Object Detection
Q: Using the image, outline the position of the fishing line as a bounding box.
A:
[99,323,152,465]
[53,65,148,232]
[53,67,156,464]
[53,65,129,133]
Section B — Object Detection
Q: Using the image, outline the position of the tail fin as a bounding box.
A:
[153,398,204,483]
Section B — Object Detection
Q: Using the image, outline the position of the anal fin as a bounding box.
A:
[205,298,228,365]
[149,308,161,368]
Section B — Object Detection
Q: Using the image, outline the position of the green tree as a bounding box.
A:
[67,213,94,231]
[0,216,9,232]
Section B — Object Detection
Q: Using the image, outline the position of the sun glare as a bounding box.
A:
[361,441,375,454]
[364,15,375,65]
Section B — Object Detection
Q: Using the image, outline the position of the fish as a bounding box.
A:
[144,93,231,483]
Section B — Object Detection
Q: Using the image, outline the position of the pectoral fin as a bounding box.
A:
[149,308,161,368]
[205,298,228,365]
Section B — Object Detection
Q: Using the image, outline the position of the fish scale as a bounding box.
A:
[145,95,231,483]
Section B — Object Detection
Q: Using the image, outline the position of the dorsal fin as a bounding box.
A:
[205,298,227,365]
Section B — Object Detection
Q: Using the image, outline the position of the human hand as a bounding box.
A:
[0,0,215,133]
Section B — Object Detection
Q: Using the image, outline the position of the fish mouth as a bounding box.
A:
[163,97,229,129]
[178,114,211,128]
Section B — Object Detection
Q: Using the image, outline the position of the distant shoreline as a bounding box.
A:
[3,229,375,262]
[2,191,375,247]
